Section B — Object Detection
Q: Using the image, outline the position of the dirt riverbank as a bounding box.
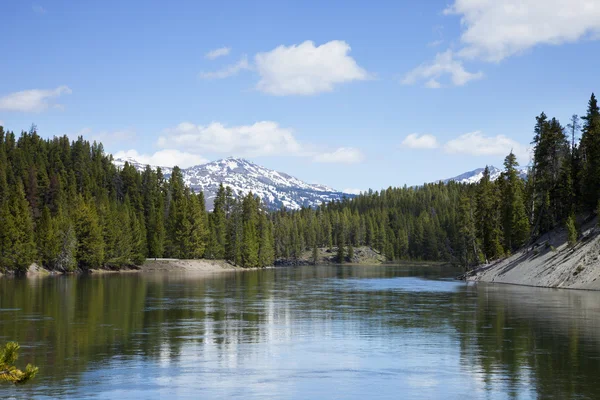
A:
[466,217,600,290]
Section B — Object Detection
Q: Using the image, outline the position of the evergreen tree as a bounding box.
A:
[74,197,104,270]
[0,181,37,273]
[258,214,275,267]
[36,206,60,269]
[580,94,600,208]
[476,167,504,261]
[566,214,577,247]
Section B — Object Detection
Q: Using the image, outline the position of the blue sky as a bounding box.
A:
[1,0,599,193]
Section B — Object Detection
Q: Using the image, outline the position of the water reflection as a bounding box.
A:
[0,266,599,399]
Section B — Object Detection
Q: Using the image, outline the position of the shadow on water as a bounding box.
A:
[1,265,600,399]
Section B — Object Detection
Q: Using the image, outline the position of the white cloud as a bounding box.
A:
[401,133,440,149]
[0,86,72,112]
[113,149,208,169]
[32,5,46,14]
[401,50,483,88]
[312,147,365,164]
[343,188,363,195]
[159,121,303,157]
[444,131,530,163]
[205,47,231,60]
[156,120,365,164]
[254,40,369,95]
[445,0,600,62]
[74,127,137,148]
[199,56,250,79]
[0,120,4,127]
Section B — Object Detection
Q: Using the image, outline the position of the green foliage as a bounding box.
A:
[0,94,597,272]
[74,197,104,270]
[567,214,578,247]
[0,342,38,384]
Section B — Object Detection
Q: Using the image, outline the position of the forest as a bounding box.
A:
[0,93,598,273]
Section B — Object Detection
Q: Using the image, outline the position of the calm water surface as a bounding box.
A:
[2,265,600,399]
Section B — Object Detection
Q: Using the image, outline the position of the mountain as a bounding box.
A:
[113,156,352,210]
[442,166,529,184]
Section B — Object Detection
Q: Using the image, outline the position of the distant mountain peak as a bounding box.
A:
[442,165,529,184]
[112,156,349,210]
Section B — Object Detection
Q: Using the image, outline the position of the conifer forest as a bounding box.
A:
[0,94,599,273]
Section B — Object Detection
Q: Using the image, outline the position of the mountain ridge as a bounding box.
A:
[113,156,352,210]
[442,165,529,184]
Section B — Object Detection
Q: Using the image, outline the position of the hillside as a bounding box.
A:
[465,216,600,290]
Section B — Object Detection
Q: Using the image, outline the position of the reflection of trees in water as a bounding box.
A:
[2,266,600,398]
[452,284,600,399]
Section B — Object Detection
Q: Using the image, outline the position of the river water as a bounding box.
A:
[1,265,600,399]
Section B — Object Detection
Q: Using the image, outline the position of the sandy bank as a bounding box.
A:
[467,217,600,290]
[140,258,241,273]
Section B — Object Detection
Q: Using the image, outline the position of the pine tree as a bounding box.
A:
[476,168,504,262]
[186,192,206,259]
[580,93,600,208]
[0,342,38,384]
[0,181,37,273]
[207,184,227,259]
[566,214,577,247]
[36,206,60,269]
[336,231,345,263]
[500,152,530,252]
[74,197,104,270]
[258,214,275,267]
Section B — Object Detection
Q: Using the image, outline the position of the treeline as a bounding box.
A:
[0,129,274,273]
[0,93,598,272]
[271,93,600,267]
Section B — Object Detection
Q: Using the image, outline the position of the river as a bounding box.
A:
[1,265,600,399]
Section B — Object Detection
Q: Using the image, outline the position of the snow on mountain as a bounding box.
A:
[442,166,529,184]
[113,157,173,175]
[112,156,352,210]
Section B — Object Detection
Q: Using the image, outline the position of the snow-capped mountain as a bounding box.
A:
[112,156,352,210]
[112,156,173,175]
[442,166,529,184]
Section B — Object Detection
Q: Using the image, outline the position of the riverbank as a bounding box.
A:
[275,246,386,266]
[139,258,242,273]
[466,216,600,290]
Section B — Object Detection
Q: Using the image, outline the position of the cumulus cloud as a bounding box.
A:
[205,47,231,60]
[0,86,72,112]
[312,147,365,164]
[159,121,303,157]
[113,149,208,169]
[153,120,365,164]
[444,131,530,163]
[401,133,440,149]
[445,0,600,62]
[254,40,369,95]
[199,56,250,79]
[404,0,600,87]
[343,188,363,195]
[401,50,483,88]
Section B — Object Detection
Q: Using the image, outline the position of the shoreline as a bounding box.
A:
[465,217,600,291]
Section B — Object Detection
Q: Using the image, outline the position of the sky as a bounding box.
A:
[1,0,599,194]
